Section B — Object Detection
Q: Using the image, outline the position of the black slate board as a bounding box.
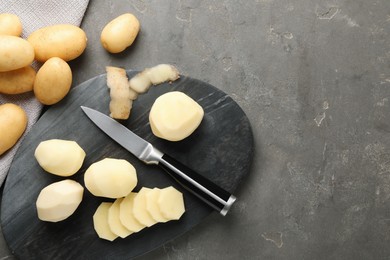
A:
[1,71,254,260]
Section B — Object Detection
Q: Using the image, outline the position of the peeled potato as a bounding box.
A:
[146,188,168,223]
[0,103,27,156]
[84,158,137,198]
[132,188,158,227]
[28,24,87,62]
[34,139,86,177]
[93,202,118,241]
[101,13,140,53]
[0,35,34,72]
[157,186,185,220]
[0,66,36,94]
[119,192,145,232]
[36,179,84,222]
[108,198,133,238]
[33,57,72,105]
[149,91,204,141]
[0,13,22,36]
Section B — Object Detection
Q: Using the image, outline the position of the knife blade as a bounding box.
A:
[81,106,236,216]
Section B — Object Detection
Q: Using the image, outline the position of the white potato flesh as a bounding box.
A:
[93,202,118,241]
[36,179,84,222]
[149,91,204,141]
[128,70,151,94]
[158,186,185,220]
[34,139,86,176]
[84,158,137,198]
[146,188,168,222]
[146,64,180,85]
[108,198,133,238]
[133,188,158,227]
[128,64,180,94]
[119,192,145,232]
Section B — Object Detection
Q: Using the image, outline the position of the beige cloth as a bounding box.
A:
[0,0,89,185]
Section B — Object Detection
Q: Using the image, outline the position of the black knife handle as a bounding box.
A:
[158,154,236,216]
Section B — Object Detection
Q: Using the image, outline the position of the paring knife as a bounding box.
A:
[81,106,236,216]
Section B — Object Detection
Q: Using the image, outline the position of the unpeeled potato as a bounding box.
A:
[0,13,22,36]
[100,13,140,53]
[33,57,72,105]
[28,24,87,62]
[0,35,34,72]
[0,103,27,156]
[0,66,36,94]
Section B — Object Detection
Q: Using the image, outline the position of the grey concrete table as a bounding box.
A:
[1,0,390,259]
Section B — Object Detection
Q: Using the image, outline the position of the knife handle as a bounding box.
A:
[158,154,236,216]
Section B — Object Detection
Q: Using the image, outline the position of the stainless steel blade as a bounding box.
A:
[81,106,163,164]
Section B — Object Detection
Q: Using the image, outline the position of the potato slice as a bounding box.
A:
[133,188,158,227]
[84,158,137,198]
[149,91,204,141]
[93,202,118,241]
[108,198,133,238]
[36,179,84,222]
[34,139,86,177]
[146,188,168,223]
[119,192,145,232]
[158,186,185,220]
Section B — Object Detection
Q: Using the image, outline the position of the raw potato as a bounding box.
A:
[106,66,133,119]
[84,158,137,198]
[0,66,36,94]
[0,35,34,72]
[33,57,72,105]
[34,139,86,176]
[36,179,84,222]
[132,187,158,227]
[147,64,180,85]
[0,103,27,156]
[119,192,145,232]
[157,186,185,220]
[108,198,133,238]
[129,64,180,94]
[93,202,118,241]
[94,187,186,240]
[101,13,140,53]
[149,91,204,141]
[146,188,168,223]
[127,70,151,93]
[28,24,87,62]
[0,13,22,36]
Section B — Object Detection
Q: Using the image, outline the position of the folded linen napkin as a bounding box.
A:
[0,0,90,186]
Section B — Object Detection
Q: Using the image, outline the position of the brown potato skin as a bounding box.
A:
[0,13,23,36]
[0,103,28,155]
[33,57,72,105]
[28,24,87,62]
[0,66,36,94]
[101,13,140,53]
[0,35,35,72]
